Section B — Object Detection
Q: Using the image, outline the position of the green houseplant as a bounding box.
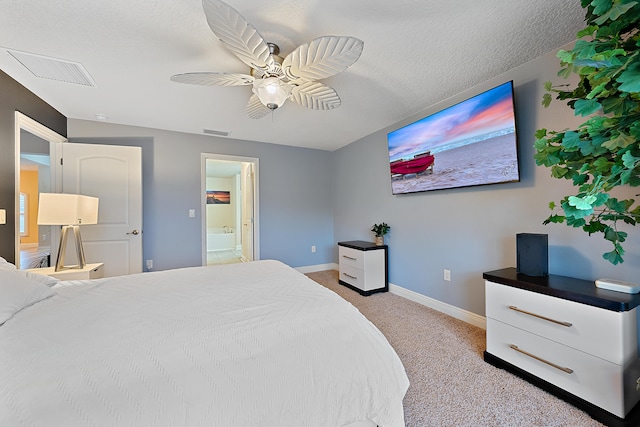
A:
[371,222,390,245]
[534,0,640,264]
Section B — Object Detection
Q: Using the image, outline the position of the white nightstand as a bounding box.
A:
[27,263,104,280]
[337,240,388,296]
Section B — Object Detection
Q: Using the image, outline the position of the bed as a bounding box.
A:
[0,258,409,426]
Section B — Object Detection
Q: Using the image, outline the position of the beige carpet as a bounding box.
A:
[306,270,605,427]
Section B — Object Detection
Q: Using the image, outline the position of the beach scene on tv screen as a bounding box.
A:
[387,81,519,195]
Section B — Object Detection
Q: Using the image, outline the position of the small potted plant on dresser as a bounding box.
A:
[371,222,390,246]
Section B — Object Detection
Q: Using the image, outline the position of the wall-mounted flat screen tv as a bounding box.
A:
[387,80,520,195]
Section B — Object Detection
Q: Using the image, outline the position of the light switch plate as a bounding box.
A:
[0,209,6,225]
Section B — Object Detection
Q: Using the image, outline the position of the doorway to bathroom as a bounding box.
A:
[201,153,259,266]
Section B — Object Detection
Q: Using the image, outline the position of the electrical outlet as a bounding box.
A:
[188,209,196,218]
[311,245,316,253]
[0,209,5,225]
[444,269,451,281]
[146,259,153,270]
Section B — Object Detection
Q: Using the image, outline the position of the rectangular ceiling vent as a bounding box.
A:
[6,49,97,87]
[203,128,230,137]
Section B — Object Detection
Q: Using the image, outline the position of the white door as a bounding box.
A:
[241,162,254,261]
[61,143,142,277]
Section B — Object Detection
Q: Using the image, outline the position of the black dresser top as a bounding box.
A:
[483,267,640,312]
[338,240,387,251]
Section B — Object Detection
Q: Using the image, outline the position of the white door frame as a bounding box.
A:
[14,112,67,269]
[201,153,259,266]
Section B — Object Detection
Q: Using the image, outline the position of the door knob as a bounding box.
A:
[127,229,140,235]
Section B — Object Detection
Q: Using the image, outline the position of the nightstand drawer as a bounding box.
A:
[339,264,365,291]
[486,280,637,364]
[487,318,640,418]
[338,246,364,270]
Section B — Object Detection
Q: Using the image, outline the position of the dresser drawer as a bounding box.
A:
[487,318,640,418]
[338,245,365,270]
[486,280,638,364]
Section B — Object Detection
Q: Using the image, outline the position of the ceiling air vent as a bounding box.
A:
[6,49,97,87]
[203,128,230,137]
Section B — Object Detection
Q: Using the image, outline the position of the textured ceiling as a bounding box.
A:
[0,0,586,151]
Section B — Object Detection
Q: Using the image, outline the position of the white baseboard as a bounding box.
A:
[389,283,486,330]
[300,265,486,329]
[296,263,338,274]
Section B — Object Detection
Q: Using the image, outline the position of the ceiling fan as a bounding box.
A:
[170,0,364,119]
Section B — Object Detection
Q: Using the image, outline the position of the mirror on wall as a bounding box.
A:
[14,112,66,269]
[19,130,52,269]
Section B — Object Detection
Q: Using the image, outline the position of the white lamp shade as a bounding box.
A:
[252,77,292,109]
[37,193,99,225]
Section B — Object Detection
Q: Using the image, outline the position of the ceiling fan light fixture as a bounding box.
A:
[252,77,292,110]
[172,0,364,119]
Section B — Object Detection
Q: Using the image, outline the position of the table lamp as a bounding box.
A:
[37,193,99,271]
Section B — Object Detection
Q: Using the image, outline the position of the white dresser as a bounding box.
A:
[338,240,388,296]
[484,268,640,425]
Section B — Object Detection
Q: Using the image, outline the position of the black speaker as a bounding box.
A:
[516,233,548,277]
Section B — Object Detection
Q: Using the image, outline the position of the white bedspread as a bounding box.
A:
[0,260,408,426]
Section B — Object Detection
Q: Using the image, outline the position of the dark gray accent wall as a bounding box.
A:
[0,70,66,264]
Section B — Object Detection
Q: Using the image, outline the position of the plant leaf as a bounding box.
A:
[568,194,597,210]
[605,227,627,243]
[584,220,607,234]
[602,132,636,150]
[617,63,640,93]
[557,50,574,64]
[594,1,638,25]
[534,128,548,139]
[548,214,565,223]
[591,0,614,15]
[561,131,581,149]
[574,98,602,116]
[622,151,640,169]
[603,249,624,264]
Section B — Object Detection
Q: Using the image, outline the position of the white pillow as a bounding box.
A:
[0,257,59,287]
[0,269,56,325]
[21,271,59,287]
[0,256,17,271]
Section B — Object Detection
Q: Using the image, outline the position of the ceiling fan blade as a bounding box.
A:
[202,0,274,73]
[282,36,364,82]
[170,72,254,87]
[246,94,272,119]
[290,81,341,110]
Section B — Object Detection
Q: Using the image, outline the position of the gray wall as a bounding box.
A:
[68,120,334,271]
[0,70,66,264]
[4,44,640,320]
[331,44,640,317]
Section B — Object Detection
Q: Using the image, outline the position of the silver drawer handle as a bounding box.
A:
[342,273,357,280]
[342,255,357,261]
[509,305,572,327]
[510,344,573,374]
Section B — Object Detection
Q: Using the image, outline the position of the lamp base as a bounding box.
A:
[54,225,88,272]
